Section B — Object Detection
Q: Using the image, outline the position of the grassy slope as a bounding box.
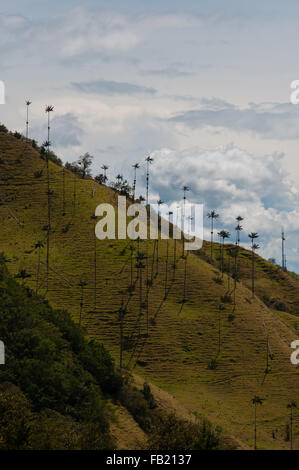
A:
[1,132,299,449]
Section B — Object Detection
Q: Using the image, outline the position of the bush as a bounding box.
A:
[148,412,221,450]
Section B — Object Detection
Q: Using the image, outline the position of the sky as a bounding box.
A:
[1,0,299,270]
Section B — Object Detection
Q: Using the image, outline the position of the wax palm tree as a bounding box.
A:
[218,230,230,277]
[136,252,146,336]
[234,217,243,293]
[93,228,97,312]
[207,210,219,259]
[252,396,265,450]
[182,186,190,256]
[164,211,173,299]
[287,401,297,450]
[155,199,164,276]
[25,100,32,141]
[227,246,239,309]
[173,205,180,279]
[34,240,44,294]
[248,233,259,297]
[45,105,54,293]
[132,163,140,202]
[101,164,109,182]
[145,155,154,206]
[182,216,192,305]
[235,216,244,245]
[128,244,135,292]
[78,280,87,326]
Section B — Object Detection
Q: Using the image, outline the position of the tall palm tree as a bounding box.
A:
[101,164,109,183]
[45,105,54,293]
[164,211,173,299]
[287,401,297,450]
[227,246,239,309]
[93,228,97,312]
[25,100,32,141]
[145,155,154,206]
[136,252,146,336]
[34,240,44,294]
[218,230,230,277]
[132,163,140,202]
[248,233,259,297]
[252,396,264,450]
[78,280,87,326]
[181,186,190,256]
[207,210,219,259]
[235,216,244,245]
[155,199,163,276]
[129,244,135,292]
[173,205,180,279]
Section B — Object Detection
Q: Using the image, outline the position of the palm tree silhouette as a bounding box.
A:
[145,155,154,206]
[34,240,44,294]
[207,210,219,259]
[164,211,173,299]
[182,186,190,256]
[248,233,259,297]
[287,401,297,450]
[173,205,180,278]
[235,216,244,245]
[136,252,146,336]
[45,105,54,294]
[132,163,140,202]
[252,395,264,450]
[25,100,32,141]
[155,199,164,276]
[218,230,230,277]
[101,164,109,183]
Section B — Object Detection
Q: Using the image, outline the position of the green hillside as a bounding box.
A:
[1,130,299,449]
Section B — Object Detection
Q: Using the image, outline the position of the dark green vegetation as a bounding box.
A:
[0,253,222,450]
[1,129,299,449]
[0,253,120,449]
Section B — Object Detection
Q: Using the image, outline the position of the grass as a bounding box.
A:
[1,131,299,449]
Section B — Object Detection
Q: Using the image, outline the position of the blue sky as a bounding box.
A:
[1,1,299,270]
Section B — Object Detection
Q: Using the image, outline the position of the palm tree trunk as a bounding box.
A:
[211,218,213,258]
[252,242,255,297]
[183,253,188,302]
[46,113,51,294]
[94,229,97,312]
[165,238,169,299]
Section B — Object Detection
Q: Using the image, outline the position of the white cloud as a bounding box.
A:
[149,145,299,271]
